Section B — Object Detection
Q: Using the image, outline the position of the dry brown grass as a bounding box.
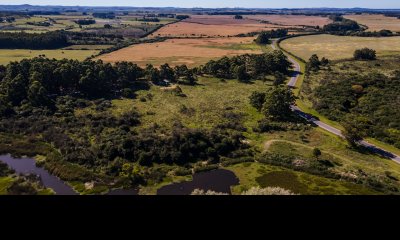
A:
[184,15,263,25]
[150,14,330,38]
[280,34,400,60]
[151,21,278,37]
[246,14,332,27]
[98,37,263,67]
[345,14,400,32]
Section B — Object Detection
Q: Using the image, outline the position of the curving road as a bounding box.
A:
[271,40,400,164]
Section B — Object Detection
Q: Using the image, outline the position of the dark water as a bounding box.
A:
[0,154,77,195]
[157,169,239,195]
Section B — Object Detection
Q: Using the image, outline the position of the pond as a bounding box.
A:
[157,169,239,195]
[0,154,77,195]
[1,154,239,195]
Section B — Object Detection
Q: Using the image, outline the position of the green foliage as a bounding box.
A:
[306,54,321,72]
[176,15,190,20]
[255,29,288,44]
[0,58,147,108]
[312,148,322,160]
[27,81,51,107]
[174,65,197,85]
[93,12,115,19]
[160,63,176,82]
[261,86,296,120]
[249,91,266,111]
[74,19,96,25]
[273,72,286,86]
[145,64,161,83]
[323,18,361,35]
[255,32,270,45]
[341,114,370,147]
[354,48,377,60]
[6,177,38,195]
[0,162,14,177]
[235,65,250,82]
[202,51,291,80]
[310,62,400,147]
[0,31,69,49]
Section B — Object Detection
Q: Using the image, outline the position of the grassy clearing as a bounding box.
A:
[0,177,14,195]
[0,49,99,66]
[69,181,109,195]
[345,14,400,32]
[111,77,269,130]
[261,128,400,182]
[280,34,400,60]
[0,176,54,195]
[225,162,379,195]
[204,42,271,52]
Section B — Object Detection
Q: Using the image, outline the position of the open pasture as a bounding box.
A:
[150,21,279,37]
[0,48,99,66]
[150,14,331,38]
[246,14,332,27]
[98,37,265,67]
[345,14,400,32]
[280,34,400,60]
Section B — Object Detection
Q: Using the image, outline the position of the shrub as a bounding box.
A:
[354,48,376,60]
[241,186,295,195]
[191,189,228,195]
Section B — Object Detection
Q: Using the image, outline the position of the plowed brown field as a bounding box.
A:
[98,37,263,67]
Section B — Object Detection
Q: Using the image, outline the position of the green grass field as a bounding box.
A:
[0,49,100,66]
[225,163,380,195]
[108,77,270,130]
[280,34,400,60]
[0,14,171,33]
[0,177,14,195]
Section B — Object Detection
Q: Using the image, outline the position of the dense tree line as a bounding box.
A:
[250,86,296,120]
[176,15,190,20]
[306,54,329,73]
[0,57,201,115]
[255,29,288,44]
[384,13,400,19]
[202,51,292,81]
[323,18,362,35]
[351,29,397,37]
[74,19,96,25]
[92,12,116,19]
[137,17,160,22]
[0,31,69,49]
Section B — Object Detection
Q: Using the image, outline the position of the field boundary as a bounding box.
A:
[91,18,183,59]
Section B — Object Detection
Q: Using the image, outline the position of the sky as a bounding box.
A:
[0,1,399,9]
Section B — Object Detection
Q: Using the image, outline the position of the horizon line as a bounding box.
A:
[0,4,400,10]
